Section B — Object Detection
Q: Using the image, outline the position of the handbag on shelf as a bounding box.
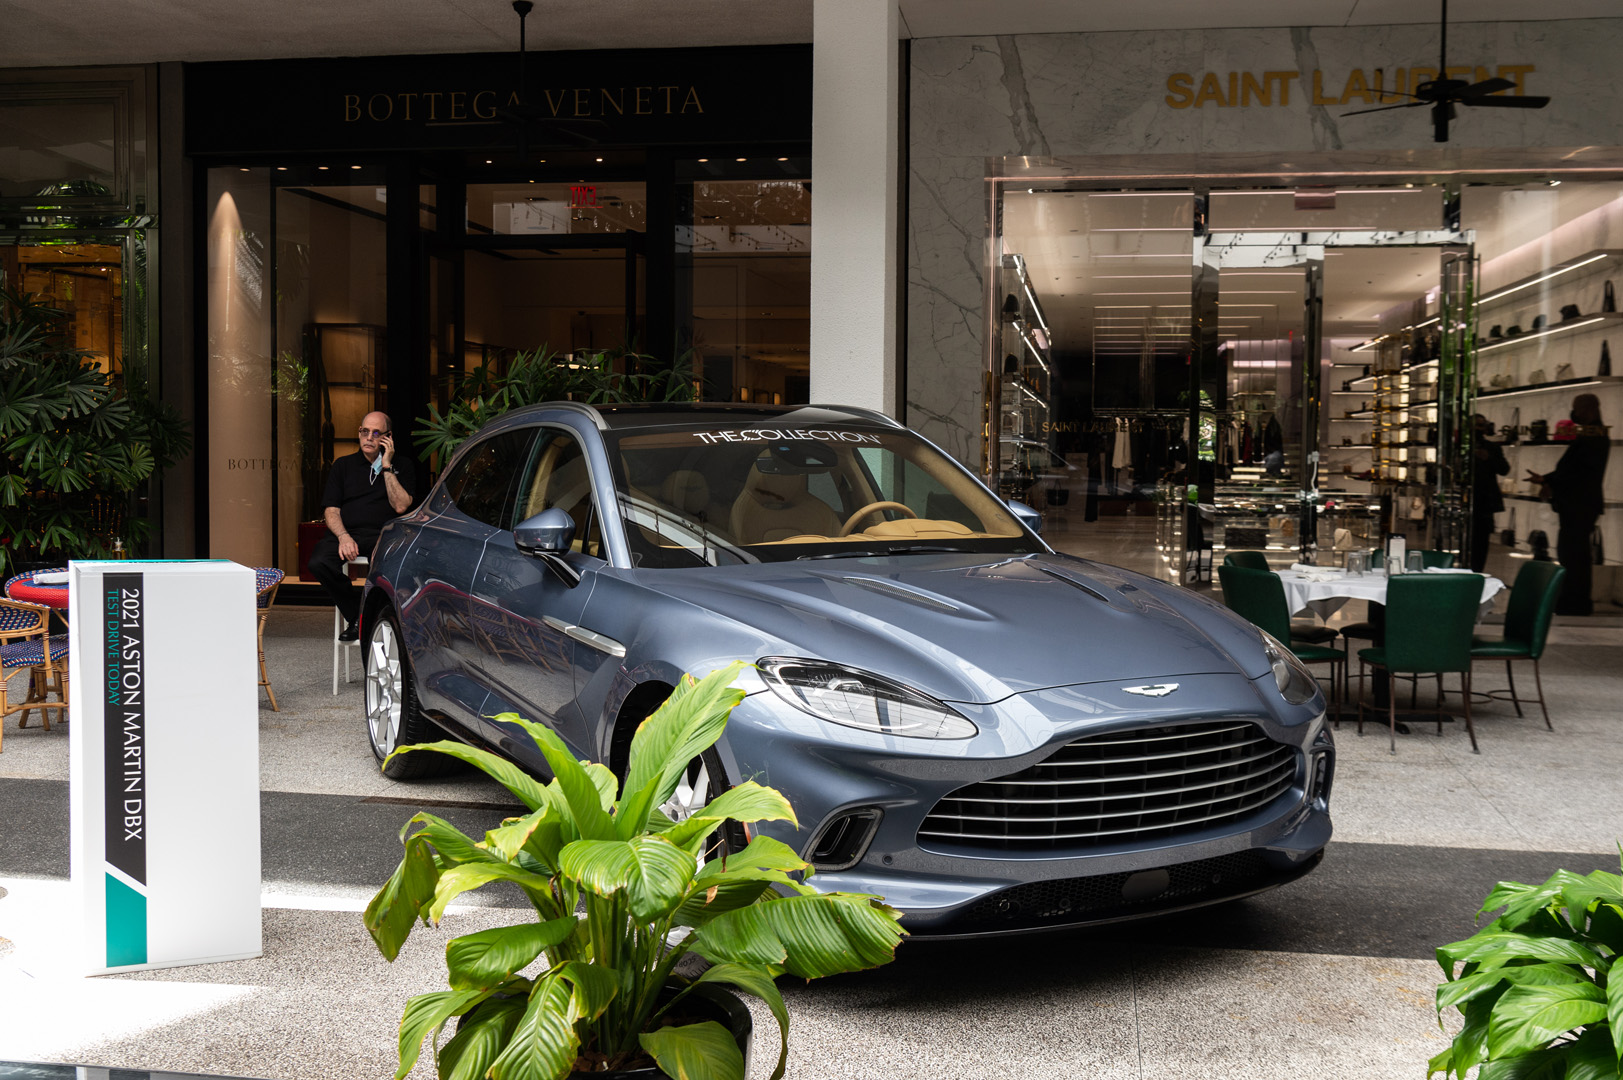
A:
[1556,362,1575,381]
[1500,507,1516,547]
[1602,340,1612,377]
[1408,496,1426,521]
[1560,303,1583,322]
[1532,314,1547,332]
[1555,419,1578,441]
[1528,368,1546,385]
[1503,407,1521,444]
[1529,418,1550,443]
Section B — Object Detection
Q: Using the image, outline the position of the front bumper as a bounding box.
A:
[721,671,1334,937]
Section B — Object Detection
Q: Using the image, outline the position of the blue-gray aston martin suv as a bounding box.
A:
[359,402,1333,936]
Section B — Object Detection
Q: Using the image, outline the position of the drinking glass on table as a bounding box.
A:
[1406,550,1424,573]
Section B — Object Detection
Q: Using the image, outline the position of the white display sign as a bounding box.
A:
[67,560,261,974]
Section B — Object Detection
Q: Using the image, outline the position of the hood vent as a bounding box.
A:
[1034,565,1112,604]
[839,576,961,613]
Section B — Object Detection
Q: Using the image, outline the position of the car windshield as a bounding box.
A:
[607,420,1035,567]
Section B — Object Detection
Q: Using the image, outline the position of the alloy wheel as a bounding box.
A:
[366,617,403,757]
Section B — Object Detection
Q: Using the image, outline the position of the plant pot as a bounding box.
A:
[568,982,752,1079]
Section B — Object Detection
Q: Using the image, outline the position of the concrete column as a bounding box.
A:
[809,0,900,415]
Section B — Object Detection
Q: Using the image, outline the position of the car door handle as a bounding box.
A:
[541,615,626,658]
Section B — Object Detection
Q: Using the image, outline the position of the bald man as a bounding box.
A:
[311,410,415,640]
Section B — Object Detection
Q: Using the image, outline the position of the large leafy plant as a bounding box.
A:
[0,287,191,575]
[365,664,905,1080]
[1429,858,1622,1079]
[416,345,694,468]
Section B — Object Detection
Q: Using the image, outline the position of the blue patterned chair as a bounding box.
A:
[0,596,70,750]
[254,567,285,711]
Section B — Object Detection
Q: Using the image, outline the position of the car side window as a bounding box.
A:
[515,429,603,558]
[443,428,537,529]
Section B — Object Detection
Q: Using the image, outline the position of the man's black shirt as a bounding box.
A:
[323,451,416,532]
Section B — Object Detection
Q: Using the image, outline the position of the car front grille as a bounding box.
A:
[918,719,1299,851]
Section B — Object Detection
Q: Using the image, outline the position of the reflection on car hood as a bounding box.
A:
[632,552,1263,704]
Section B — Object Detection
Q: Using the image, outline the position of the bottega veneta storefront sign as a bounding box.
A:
[67,561,261,975]
[185,45,810,154]
[1164,64,1537,109]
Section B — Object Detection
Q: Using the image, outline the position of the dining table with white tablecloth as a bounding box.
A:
[1278,564,1507,622]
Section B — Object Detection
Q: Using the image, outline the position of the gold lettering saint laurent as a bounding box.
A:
[1163,64,1535,108]
[342,85,706,122]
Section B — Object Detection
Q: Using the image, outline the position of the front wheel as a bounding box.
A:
[659,749,747,865]
[365,607,446,779]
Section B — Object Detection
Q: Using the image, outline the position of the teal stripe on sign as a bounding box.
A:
[106,873,148,967]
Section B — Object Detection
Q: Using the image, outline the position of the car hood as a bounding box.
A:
[628,552,1268,705]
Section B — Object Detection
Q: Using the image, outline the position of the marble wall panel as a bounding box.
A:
[907,20,1623,465]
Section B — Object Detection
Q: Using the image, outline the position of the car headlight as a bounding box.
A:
[1259,630,1321,706]
[758,658,978,739]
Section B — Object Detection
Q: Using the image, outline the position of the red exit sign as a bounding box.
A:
[569,184,602,209]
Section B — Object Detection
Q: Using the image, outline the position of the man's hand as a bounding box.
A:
[338,534,360,562]
[378,433,395,468]
[1525,469,1544,485]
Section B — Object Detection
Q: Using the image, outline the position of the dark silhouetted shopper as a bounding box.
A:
[1471,413,1509,573]
[1527,393,1609,615]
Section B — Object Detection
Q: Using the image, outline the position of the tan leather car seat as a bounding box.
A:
[730,468,842,543]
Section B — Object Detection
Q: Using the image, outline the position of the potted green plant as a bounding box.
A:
[365,663,906,1080]
[1428,857,1621,1079]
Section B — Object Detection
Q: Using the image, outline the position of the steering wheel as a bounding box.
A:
[838,501,917,536]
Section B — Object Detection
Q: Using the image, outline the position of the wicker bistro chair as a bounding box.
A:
[1470,560,1565,730]
[1217,565,1344,722]
[0,597,70,751]
[253,567,285,711]
[1355,573,1483,754]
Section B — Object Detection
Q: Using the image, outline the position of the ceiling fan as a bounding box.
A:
[496,0,607,153]
[1342,0,1550,142]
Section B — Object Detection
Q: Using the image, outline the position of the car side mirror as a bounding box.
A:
[515,507,575,553]
[1006,499,1043,535]
[514,508,581,587]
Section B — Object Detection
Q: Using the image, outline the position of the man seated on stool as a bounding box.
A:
[312,411,415,641]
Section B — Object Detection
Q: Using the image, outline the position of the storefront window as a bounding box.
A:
[680,165,810,404]
[992,168,1623,603]
[206,166,388,577]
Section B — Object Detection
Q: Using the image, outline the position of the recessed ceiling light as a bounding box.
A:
[276,166,287,172]
[698,158,708,163]
[596,157,604,162]
[318,166,329,170]
[239,168,249,172]
[485,159,492,164]
[777,157,788,162]
[350,165,361,170]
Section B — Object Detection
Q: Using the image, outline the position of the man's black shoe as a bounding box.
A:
[338,623,359,642]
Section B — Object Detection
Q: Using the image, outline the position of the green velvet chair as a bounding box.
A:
[1223,550,1270,571]
[1470,560,1565,731]
[1224,550,1339,647]
[1338,548,1456,677]
[1217,565,1343,721]
[1355,573,1483,754]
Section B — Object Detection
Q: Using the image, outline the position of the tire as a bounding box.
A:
[660,749,748,864]
[365,607,447,779]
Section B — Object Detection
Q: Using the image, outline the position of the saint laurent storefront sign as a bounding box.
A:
[1164,64,1537,109]
[185,45,809,154]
